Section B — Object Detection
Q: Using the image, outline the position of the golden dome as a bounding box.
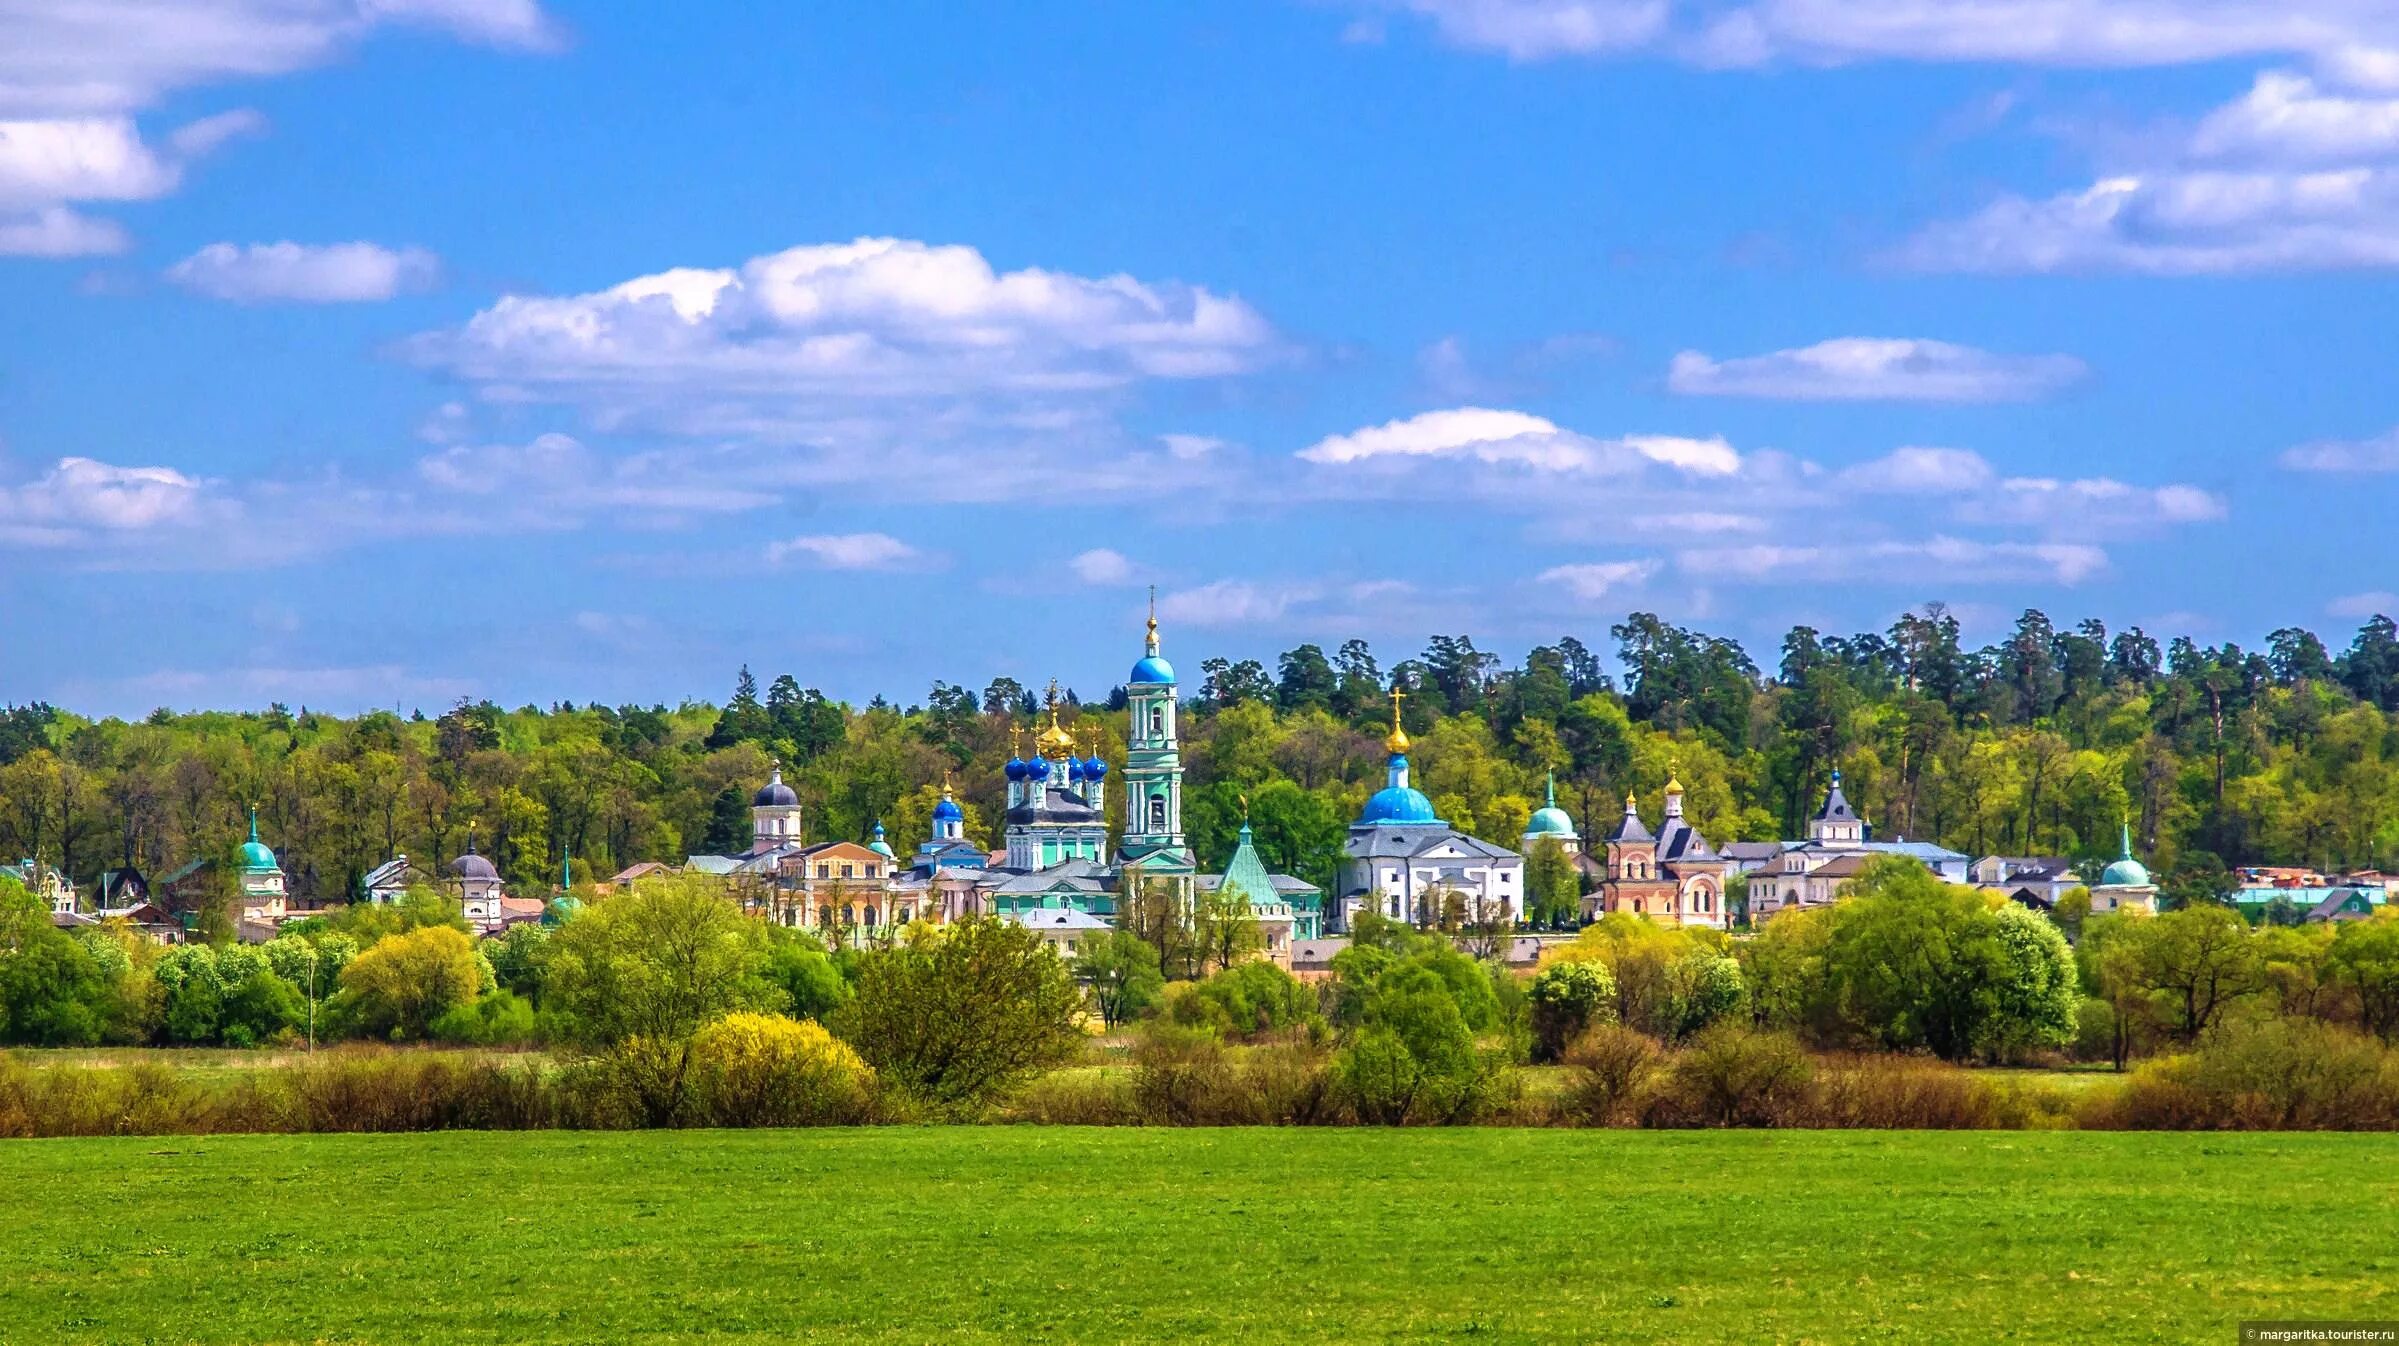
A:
[1666,759,1684,795]
[1385,685,1410,754]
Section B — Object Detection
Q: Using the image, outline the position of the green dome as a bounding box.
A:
[237,807,278,871]
[2099,819,2150,888]
[1524,772,1576,838]
[2100,857,2151,888]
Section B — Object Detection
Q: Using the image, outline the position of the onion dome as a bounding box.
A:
[1067,756,1087,782]
[1026,755,1051,783]
[868,821,896,859]
[1361,783,1440,824]
[753,764,798,808]
[450,849,499,881]
[1004,756,1029,782]
[1037,697,1077,760]
[2101,818,2152,888]
[932,787,964,823]
[237,806,278,871]
[1384,684,1411,754]
[1130,606,1176,685]
[1083,755,1108,780]
[1526,772,1575,837]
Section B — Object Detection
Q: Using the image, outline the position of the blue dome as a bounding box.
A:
[1004,757,1028,781]
[1083,756,1108,779]
[1130,654,1176,685]
[753,773,798,807]
[1027,756,1051,783]
[1066,757,1087,782]
[1361,785,1440,825]
[932,795,964,822]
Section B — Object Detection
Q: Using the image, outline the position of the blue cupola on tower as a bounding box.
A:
[1083,755,1108,781]
[1004,755,1028,781]
[1130,607,1176,685]
[1357,685,1440,825]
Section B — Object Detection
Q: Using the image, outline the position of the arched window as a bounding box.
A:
[864,905,879,927]
[1149,705,1165,738]
[1148,795,1168,832]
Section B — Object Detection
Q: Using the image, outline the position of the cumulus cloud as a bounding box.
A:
[1070,548,1137,585]
[1668,338,2089,402]
[166,240,439,302]
[0,2,553,252]
[1839,446,1998,493]
[1538,560,1661,602]
[2282,426,2399,471]
[1297,407,1738,476]
[414,433,772,521]
[1158,579,1312,627]
[764,532,927,571]
[2191,71,2399,165]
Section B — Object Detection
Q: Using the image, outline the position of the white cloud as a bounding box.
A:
[414,433,772,519]
[1159,579,1312,627]
[1538,559,1660,602]
[1993,474,2229,525]
[0,1,559,117]
[0,113,248,254]
[167,239,438,302]
[1679,536,2111,586]
[1298,407,1738,476]
[1668,338,2088,403]
[2282,426,2399,471]
[1363,1,2399,69]
[2192,70,2399,165]
[1070,548,1136,585]
[1158,433,1227,460]
[0,456,212,543]
[405,237,1278,462]
[765,531,925,571]
[1839,446,1997,493]
[2331,591,2399,618]
[0,205,125,255]
[1896,168,2399,274]
[0,3,552,253]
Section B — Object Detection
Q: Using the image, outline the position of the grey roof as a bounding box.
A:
[986,858,1116,894]
[2310,889,2378,920]
[1290,937,1349,966]
[1654,814,1714,862]
[1005,786,1103,826]
[1610,806,1653,844]
[1815,774,1858,824]
[1000,907,1111,932]
[684,854,740,876]
[1346,825,1519,862]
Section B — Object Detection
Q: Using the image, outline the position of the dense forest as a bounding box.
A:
[7,604,2399,907]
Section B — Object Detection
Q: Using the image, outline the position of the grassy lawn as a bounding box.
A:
[2,1128,2393,1344]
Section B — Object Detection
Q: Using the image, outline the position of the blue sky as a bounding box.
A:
[6,0,2399,716]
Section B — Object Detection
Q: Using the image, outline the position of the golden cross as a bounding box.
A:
[1388,683,1406,727]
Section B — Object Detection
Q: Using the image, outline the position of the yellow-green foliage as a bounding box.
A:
[687,1012,875,1127]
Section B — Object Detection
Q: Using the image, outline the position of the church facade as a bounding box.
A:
[1578,770,1730,929]
[1332,689,1523,932]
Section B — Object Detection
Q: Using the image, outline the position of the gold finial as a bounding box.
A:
[1145,585,1160,652]
[941,769,955,796]
[1239,791,1250,822]
[1385,683,1410,754]
[1666,759,1683,794]
[1624,791,1638,811]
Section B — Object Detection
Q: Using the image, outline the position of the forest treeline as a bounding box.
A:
[6,604,2399,906]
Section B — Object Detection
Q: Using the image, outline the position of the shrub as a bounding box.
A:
[1797,1055,2000,1130]
[1169,960,1322,1041]
[1558,1024,1661,1126]
[831,916,1084,1117]
[1650,1023,1811,1127]
[2107,1020,2399,1130]
[335,926,482,1041]
[687,1012,876,1127]
[1529,962,1616,1064]
[430,990,540,1046]
[1336,982,1508,1126]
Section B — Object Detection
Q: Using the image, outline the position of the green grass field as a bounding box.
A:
[3,1128,2392,1344]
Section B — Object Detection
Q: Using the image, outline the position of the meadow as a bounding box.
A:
[3,1127,2393,1344]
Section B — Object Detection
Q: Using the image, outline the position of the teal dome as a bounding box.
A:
[868,821,896,859]
[237,807,277,871]
[1130,654,1176,685]
[1524,772,1575,837]
[2101,856,2151,888]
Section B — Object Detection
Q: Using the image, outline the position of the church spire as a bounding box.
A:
[1385,683,1410,755]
